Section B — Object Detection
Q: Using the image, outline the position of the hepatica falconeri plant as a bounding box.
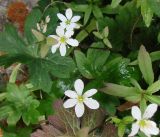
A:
[1,0,160,137]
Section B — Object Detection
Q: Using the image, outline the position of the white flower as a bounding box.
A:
[63,79,100,118]
[57,8,81,30]
[49,26,79,56]
[129,104,159,137]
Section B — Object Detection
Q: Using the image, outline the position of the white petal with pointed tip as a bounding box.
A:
[75,103,84,117]
[131,106,141,120]
[66,8,72,20]
[57,13,67,22]
[74,79,84,95]
[66,39,79,47]
[48,35,59,40]
[60,22,66,29]
[65,30,74,38]
[59,44,66,56]
[63,99,77,108]
[51,44,60,53]
[128,122,139,137]
[84,98,99,109]
[71,16,81,22]
[64,90,78,98]
[143,104,158,119]
[56,26,64,37]
[83,89,97,98]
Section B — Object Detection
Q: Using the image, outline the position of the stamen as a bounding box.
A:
[78,96,84,103]
[60,36,66,43]
[139,120,147,127]
[65,20,71,25]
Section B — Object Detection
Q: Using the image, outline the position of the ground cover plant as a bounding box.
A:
[1,0,160,137]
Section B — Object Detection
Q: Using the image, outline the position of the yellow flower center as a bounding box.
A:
[65,20,71,25]
[139,120,147,127]
[78,96,84,103]
[60,36,66,43]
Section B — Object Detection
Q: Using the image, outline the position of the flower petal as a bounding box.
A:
[140,120,159,136]
[66,38,79,47]
[66,23,76,30]
[71,16,81,22]
[65,30,74,38]
[74,79,84,95]
[63,99,77,108]
[59,44,66,56]
[84,98,99,109]
[143,104,158,119]
[60,22,66,29]
[57,13,67,22]
[75,103,84,117]
[128,122,140,137]
[83,89,97,98]
[48,35,59,40]
[56,26,64,37]
[51,43,60,53]
[131,106,141,120]
[64,90,78,98]
[65,8,72,20]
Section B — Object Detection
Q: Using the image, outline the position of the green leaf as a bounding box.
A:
[130,50,160,65]
[130,78,142,91]
[141,0,153,27]
[0,93,6,101]
[103,26,109,38]
[123,116,134,124]
[138,45,154,85]
[125,95,141,103]
[103,38,112,48]
[0,106,13,120]
[74,50,93,79]
[147,80,160,94]
[93,31,103,39]
[92,5,103,19]
[118,123,126,137]
[87,42,110,72]
[22,108,40,125]
[27,60,51,93]
[101,83,140,98]
[84,5,92,25]
[145,95,160,105]
[7,110,21,126]
[77,19,96,42]
[66,3,88,12]
[9,63,21,83]
[6,83,29,102]
[112,117,121,124]
[24,9,42,44]
[0,24,28,54]
[147,0,160,17]
[111,0,122,8]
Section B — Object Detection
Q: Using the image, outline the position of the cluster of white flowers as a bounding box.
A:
[52,9,160,137]
[63,79,99,117]
[129,104,159,137]
[49,8,80,56]
[37,15,50,33]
